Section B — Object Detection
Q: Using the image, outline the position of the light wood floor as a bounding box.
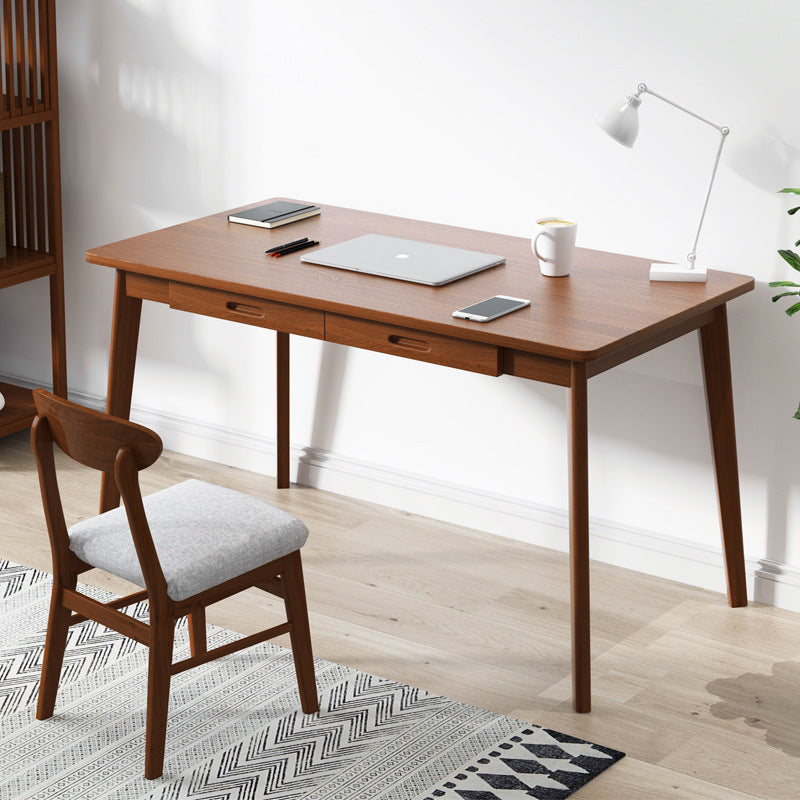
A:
[2,428,799,798]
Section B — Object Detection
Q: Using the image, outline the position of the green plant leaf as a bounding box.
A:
[779,249,800,271]
[796,239,800,247]
[789,206,800,215]
[794,402,800,421]
[772,291,800,302]
[785,301,800,316]
[779,188,800,194]
[769,281,800,287]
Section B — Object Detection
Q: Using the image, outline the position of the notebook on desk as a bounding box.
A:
[300,234,505,286]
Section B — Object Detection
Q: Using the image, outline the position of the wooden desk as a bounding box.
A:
[86,199,754,713]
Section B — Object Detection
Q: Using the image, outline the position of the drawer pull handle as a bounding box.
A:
[226,301,265,318]
[388,334,431,352]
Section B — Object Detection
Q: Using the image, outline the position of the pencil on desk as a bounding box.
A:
[266,237,309,255]
[273,240,319,257]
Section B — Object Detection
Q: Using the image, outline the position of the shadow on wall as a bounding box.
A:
[727,128,799,194]
[296,343,350,486]
[77,2,224,227]
[59,0,229,395]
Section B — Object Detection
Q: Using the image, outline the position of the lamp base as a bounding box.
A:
[649,262,707,282]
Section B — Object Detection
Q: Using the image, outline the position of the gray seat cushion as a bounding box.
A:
[68,479,308,601]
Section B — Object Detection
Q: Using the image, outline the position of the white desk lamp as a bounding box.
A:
[595,82,729,282]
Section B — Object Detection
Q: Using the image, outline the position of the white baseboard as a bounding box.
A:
[7,372,799,612]
[752,559,800,610]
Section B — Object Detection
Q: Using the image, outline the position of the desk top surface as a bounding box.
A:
[86,199,754,361]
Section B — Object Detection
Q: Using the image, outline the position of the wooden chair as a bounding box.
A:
[30,388,319,779]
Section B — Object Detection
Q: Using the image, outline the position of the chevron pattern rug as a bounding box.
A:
[0,559,623,799]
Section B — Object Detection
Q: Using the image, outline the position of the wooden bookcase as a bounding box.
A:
[0,0,66,438]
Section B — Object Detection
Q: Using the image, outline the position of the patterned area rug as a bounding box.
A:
[0,560,623,799]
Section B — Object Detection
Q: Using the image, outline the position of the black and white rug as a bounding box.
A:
[0,560,623,799]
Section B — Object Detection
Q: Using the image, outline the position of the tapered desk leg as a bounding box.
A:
[277,331,290,489]
[568,360,591,712]
[699,305,748,608]
[100,271,142,512]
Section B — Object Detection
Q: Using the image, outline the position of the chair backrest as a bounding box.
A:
[31,389,167,596]
[32,388,162,472]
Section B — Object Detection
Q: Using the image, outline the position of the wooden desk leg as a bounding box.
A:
[49,271,68,398]
[699,305,748,608]
[568,360,591,712]
[100,271,142,512]
[277,331,290,489]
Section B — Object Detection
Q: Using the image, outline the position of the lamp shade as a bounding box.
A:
[594,95,641,148]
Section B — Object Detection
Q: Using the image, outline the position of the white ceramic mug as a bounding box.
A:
[532,217,577,277]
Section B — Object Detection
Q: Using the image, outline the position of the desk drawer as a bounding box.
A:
[326,314,501,375]
[169,283,324,339]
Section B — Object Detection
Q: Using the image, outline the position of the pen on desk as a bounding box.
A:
[273,240,319,257]
[266,237,309,255]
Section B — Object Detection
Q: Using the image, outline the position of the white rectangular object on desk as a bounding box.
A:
[301,234,504,286]
[650,262,708,282]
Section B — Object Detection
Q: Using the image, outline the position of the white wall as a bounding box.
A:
[3,0,800,606]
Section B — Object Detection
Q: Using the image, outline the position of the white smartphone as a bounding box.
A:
[452,295,530,322]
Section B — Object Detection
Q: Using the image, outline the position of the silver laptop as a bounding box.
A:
[300,234,504,286]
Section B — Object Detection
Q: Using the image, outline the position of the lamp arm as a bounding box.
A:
[688,129,728,266]
[635,83,726,133]
[635,83,730,268]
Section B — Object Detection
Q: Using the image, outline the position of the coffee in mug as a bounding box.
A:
[533,217,577,277]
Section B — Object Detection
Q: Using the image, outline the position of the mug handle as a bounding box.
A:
[533,231,552,262]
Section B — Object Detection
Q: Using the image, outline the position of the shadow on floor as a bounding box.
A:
[707,661,800,758]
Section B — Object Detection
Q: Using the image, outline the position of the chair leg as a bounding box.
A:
[187,607,207,657]
[36,577,73,720]
[282,551,319,714]
[144,616,175,780]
